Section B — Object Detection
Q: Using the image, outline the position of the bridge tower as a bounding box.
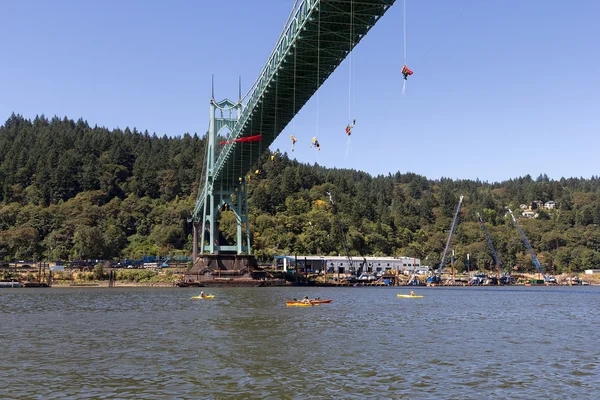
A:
[191,96,251,262]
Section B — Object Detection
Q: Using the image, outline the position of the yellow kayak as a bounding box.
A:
[286,302,315,307]
[191,295,215,299]
[397,294,423,299]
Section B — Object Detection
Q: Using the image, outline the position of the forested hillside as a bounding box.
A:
[2,113,600,273]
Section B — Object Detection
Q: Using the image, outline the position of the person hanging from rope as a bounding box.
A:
[310,137,321,151]
[290,135,297,152]
[345,119,356,136]
[401,65,413,80]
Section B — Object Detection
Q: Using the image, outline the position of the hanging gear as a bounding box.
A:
[401,65,413,80]
[345,119,356,136]
[290,135,297,152]
[310,137,321,151]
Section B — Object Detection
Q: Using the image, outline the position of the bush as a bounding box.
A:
[93,263,105,280]
[115,269,158,282]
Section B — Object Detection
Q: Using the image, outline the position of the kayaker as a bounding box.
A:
[200,291,205,298]
[410,290,415,297]
[302,296,310,304]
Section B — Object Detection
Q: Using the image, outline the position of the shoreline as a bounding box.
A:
[51,282,178,288]
[9,280,597,288]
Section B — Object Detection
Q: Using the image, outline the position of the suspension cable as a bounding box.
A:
[349,0,353,121]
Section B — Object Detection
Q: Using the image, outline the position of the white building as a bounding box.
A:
[584,269,600,274]
[544,201,557,209]
[274,255,421,276]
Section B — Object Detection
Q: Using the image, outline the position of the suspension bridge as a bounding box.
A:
[190,0,397,264]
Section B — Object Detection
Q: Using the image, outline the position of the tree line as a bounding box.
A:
[1,113,600,274]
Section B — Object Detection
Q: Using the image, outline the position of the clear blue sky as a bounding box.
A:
[1,0,598,183]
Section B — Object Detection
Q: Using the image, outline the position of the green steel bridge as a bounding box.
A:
[191,0,397,260]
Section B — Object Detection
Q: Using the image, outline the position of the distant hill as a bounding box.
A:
[1,113,600,273]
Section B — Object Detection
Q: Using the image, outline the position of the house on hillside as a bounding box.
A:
[531,200,543,209]
[544,201,556,209]
[522,211,536,218]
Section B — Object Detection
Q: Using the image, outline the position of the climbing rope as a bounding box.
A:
[346,0,354,162]
[315,2,321,162]
[403,0,407,66]
[402,0,408,96]
[349,0,353,122]
[292,39,297,155]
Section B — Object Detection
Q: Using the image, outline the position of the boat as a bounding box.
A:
[397,294,423,299]
[191,295,215,299]
[309,299,332,304]
[286,299,332,305]
[177,281,205,287]
[285,302,315,307]
[0,281,22,288]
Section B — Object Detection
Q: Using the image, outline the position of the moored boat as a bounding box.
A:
[177,281,205,287]
[0,281,22,288]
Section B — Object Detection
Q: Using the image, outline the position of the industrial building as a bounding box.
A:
[274,255,423,276]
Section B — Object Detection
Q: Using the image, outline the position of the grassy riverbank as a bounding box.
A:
[50,281,177,288]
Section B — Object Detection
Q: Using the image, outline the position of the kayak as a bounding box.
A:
[286,299,332,305]
[191,295,215,299]
[397,294,423,299]
[286,302,316,307]
[309,299,332,304]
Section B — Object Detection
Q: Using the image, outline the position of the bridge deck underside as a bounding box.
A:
[213,0,395,191]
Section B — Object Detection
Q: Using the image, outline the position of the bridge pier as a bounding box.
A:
[185,254,260,286]
[192,221,199,265]
[192,97,250,258]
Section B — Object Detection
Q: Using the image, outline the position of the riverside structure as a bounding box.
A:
[274,255,423,277]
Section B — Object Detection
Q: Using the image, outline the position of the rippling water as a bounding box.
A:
[1,286,599,399]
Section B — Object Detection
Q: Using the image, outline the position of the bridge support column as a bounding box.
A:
[192,221,198,263]
[245,180,251,254]
[236,186,243,254]
[195,97,249,255]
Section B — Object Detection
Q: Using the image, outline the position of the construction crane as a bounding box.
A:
[477,212,503,270]
[427,195,464,285]
[507,208,556,283]
[477,212,510,285]
[327,192,355,276]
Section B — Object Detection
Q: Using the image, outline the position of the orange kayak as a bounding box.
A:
[309,299,332,304]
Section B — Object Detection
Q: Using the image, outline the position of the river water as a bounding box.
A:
[1,286,599,399]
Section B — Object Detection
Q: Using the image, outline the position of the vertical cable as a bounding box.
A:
[349,0,353,121]
[403,0,407,65]
[316,2,320,145]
